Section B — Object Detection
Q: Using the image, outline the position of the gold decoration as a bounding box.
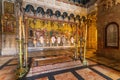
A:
[4,1,14,14]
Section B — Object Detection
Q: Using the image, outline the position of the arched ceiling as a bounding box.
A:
[69,0,90,5]
[86,0,97,7]
[59,0,97,7]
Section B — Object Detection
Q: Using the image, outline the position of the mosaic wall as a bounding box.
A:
[27,19,78,47]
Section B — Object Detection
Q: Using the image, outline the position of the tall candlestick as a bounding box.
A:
[83,20,88,66]
[19,16,23,70]
[84,23,87,59]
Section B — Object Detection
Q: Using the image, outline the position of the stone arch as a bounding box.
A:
[75,15,80,21]
[61,12,68,19]
[55,10,61,18]
[46,9,53,17]
[25,4,35,12]
[69,13,75,20]
[36,7,45,15]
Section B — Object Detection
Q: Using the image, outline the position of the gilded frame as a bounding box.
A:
[4,1,14,14]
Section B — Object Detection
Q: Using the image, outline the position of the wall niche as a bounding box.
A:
[105,22,119,48]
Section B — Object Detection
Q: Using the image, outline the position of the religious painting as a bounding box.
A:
[4,1,14,14]
[105,22,119,48]
[27,18,77,47]
[2,20,16,34]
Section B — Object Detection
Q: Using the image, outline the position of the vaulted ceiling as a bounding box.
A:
[69,0,90,5]
[63,0,97,7]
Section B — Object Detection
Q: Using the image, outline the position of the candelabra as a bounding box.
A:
[79,16,89,66]
[15,0,28,78]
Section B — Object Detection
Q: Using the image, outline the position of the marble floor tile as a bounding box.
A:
[76,68,106,80]
[54,72,78,80]
[87,60,97,65]
[36,77,49,80]
[114,66,120,71]
[0,66,17,80]
[0,73,16,80]
[92,65,120,80]
[7,59,18,65]
[0,66,16,76]
[0,57,13,67]
[1,49,120,80]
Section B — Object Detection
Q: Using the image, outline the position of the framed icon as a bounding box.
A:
[4,1,14,14]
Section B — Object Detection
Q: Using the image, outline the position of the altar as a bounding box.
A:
[25,13,79,52]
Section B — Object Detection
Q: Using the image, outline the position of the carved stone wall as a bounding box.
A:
[96,0,120,60]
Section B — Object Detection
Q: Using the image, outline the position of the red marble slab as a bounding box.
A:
[7,59,18,65]
[54,72,78,80]
[92,65,120,80]
[0,66,17,80]
[87,60,97,65]
[36,77,49,80]
[76,68,106,80]
[27,60,82,77]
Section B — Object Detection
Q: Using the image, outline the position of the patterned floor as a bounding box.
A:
[0,58,18,80]
[25,59,120,80]
[0,49,120,80]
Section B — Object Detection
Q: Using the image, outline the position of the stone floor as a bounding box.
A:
[0,49,120,80]
[86,49,120,71]
[0,57,18,80]
[26,59,120,80]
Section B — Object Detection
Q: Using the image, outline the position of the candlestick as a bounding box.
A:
[83,19,88,66]
[19,16,23,71]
